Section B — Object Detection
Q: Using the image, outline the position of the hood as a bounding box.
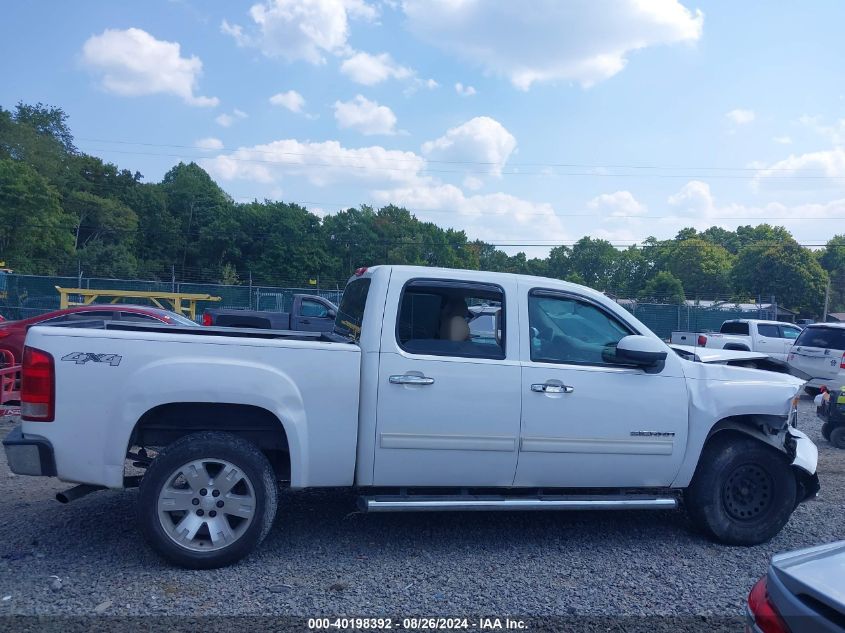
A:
[681,357,805,389]
[771,541,845,617]
[682,359,803,420]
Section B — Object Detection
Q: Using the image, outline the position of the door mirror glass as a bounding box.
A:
[327,308,337,319]
[613,335,667,371]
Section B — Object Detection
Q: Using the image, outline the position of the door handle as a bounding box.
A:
[531,383,574,394]
[389,375,435,386]
[301,319,311,324]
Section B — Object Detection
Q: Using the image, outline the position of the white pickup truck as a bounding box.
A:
[3,266,819,569]
[671,319,803,362]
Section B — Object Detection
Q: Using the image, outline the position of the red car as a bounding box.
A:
[0,305,197,364]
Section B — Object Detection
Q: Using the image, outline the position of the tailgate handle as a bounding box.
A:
[531,383,574,394]
[389,375,435,386]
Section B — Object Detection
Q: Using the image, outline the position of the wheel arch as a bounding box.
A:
[128,402,294,483]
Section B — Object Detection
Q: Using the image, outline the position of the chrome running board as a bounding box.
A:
[359,494,678,513]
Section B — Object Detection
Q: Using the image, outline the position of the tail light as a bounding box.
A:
[840,353,845,370]
[21,346,55,422]
[0,329,9,338]
[697,335,707,346]
[747,576,789,633]
[202,313,212,326]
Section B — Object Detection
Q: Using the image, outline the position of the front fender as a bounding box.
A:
[672,363,808,487]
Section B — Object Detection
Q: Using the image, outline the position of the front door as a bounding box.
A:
[515,287,689,488]
[373,277,521,487]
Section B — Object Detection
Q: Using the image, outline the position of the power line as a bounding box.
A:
[78,145,845,181]
[77,137,842,174]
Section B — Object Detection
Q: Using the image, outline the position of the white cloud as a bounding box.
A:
[270,89,306,112]
[798,114,845,145]
[773,135,792,145]
[402,0,703,89]
[202,138,424,187]
[588,191,647,217]
[421,116,516,176]
[221,0,377,64]
[754,148,845,190]
[667,180,715,214]
[195,137,224,150]
[340,51,412,85]
[215,109,248,127]
[455,82,476,97]
[333,95,397,135]
[725,108,755,125]
[371,183,570,253]
[81,28,218,107]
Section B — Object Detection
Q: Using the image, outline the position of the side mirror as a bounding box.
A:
[327,308,337,319]
[614,335,667,372]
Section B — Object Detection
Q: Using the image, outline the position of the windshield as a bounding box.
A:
[333,278,371,341]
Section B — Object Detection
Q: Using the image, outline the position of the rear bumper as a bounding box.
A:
[2,424,56,476]
[805,376,845,391]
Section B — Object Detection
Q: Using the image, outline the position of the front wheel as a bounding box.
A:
[684,436,796,545]
[138,431,278,569]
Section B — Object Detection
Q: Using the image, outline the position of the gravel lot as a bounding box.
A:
[0,397,842,619]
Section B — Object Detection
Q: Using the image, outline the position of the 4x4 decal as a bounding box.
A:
[61,352,122,367]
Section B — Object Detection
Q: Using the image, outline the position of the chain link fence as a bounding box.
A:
[0,273,342,321]
[0,272,787,340]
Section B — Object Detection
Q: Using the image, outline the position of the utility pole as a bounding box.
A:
[823,279,831,323]
[171,265,176,293]
[248,271,253,310]
[77,260,82,289]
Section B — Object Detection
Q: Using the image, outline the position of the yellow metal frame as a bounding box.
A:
[56,287,221,320]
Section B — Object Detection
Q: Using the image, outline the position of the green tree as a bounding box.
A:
[732,240,828,315]
[638,271,685,303]
[0,158,75,273]
[663,238,733,297]
[567,237,619,290]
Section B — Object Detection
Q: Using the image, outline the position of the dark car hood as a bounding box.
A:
[772,540,845,615]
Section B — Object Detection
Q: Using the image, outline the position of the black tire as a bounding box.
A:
[804,386,821,397]
[684,435,796,545]
[830,427,845,450]
[138,431,278,569]
[821,422,832,441]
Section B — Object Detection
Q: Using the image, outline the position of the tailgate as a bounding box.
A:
[790,346,842,380]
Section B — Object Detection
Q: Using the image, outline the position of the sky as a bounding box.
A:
[2,0,845,256]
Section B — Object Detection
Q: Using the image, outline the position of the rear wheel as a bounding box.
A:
[830,427,845,450]
[138,431,278,569]
[684,436,796,545]
[821,422,832,441]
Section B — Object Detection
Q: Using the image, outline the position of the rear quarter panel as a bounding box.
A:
[22,326,361,489]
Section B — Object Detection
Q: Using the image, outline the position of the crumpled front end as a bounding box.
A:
[674,361,820,498]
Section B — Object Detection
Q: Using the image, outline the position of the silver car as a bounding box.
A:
[788,324,845,395]
[747,540,845,633]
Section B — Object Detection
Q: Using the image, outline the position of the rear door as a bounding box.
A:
[372,275,521,487]
[790,326,845,381]
[755,323,787,359]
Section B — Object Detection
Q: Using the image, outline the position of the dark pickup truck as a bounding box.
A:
[202,294,338,332]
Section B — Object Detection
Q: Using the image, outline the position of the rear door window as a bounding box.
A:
[757,324,780,338]
[795,327,845,350]
[780,325,802,340]
[396,280,505,359]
